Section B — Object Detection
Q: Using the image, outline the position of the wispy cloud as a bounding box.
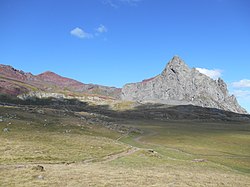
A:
[103,0,142,8]
[71,25,108,39]
[104,0,119,8]
[230,79,250,113]
[231,89,250,113]
[196,68,222,80]
[70,27,93,39]
[120,0,141,4]
[232,90,250,98]
[96,24,108,33]
[232,79,250,88]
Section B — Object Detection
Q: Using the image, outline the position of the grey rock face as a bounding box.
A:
[122,56,247,114]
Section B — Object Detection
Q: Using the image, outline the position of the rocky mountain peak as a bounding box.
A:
[161,56,190,76]
[168,55,186,66]
[122,56,247,114]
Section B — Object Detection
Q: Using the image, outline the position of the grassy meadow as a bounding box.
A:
[0,105,250,186]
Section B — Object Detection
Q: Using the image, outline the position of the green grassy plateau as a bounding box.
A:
[0,103,250,186]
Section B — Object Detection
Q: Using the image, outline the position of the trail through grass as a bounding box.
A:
[0,106,250,186]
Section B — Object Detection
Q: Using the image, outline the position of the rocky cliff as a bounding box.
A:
[122,56,247,114]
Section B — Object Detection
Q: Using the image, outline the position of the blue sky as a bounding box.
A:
[0,0,250,112]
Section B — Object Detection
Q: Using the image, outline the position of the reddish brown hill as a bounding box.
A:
[0,65,33,95]
[36,71,85,88]
[0,65,31,81]
[0,64,121,98]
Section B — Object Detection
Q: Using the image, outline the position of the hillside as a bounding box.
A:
[0,64,121,99]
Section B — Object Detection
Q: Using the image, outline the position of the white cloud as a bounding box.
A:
[196,68,222,80]
[96,24,108,33]
[232,90,250,98]
[232,79,250,88]
[231,89,250,113]
[70,27,93,39]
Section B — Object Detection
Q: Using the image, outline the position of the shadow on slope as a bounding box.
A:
[0,94,249,122]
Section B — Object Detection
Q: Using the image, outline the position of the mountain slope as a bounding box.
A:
[0,64,121,99]
[122,56,247,114]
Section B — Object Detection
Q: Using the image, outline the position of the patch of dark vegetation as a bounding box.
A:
[0,94,86,107]
[32,165,45,172]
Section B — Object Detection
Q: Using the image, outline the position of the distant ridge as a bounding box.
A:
[0,64,121,98]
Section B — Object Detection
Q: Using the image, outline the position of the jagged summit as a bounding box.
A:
[122,56,247,114]
[166,55,187,67]
[162,56,190,76]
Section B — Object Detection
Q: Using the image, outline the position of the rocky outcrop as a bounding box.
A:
[122,56,247,114]
[18,92,66,100]
[17,91,118,106]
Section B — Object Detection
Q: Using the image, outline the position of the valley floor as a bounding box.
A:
[0,105,250,186]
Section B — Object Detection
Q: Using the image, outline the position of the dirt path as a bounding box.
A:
[0,147,141,169]
[134,131,158,142]
[81,147,140,164]
[101,147,140,163]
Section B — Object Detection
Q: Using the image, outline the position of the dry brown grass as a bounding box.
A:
[0,162,250,187]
